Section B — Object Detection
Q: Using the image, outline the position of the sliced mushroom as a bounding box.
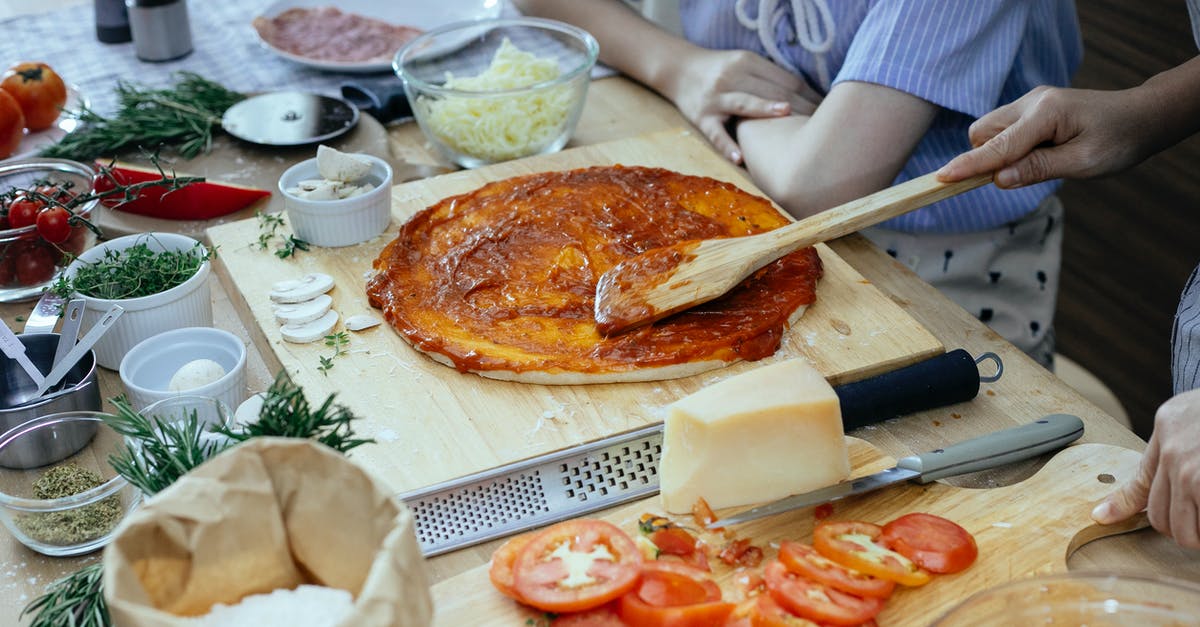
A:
[273,294,333,326]
[280,310,339,343]
[317,144,372,182]
[344,314,382,331]
[270,273,335,303]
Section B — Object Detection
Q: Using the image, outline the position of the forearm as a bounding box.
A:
[1127,55,1200,162]
[513,0,698,100]
[738,81,937,218]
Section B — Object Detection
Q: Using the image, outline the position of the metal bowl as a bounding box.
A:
[0,333,101,469]
[0,158,99,303]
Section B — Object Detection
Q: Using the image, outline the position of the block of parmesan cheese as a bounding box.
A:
[658,359,850,514]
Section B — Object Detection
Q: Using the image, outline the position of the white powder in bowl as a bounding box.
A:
[168,359,227,391]
[187,585,354,626]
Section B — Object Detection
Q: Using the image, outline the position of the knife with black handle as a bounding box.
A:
[712,413,1085,527]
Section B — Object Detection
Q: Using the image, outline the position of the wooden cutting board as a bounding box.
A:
[205,128,944,493]
[431,441,1146,626]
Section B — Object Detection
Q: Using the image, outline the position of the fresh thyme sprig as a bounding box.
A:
[317,331,350,376]
[20,563,109,627]
[216,371,373,454]
[39,72,245,161]
[48,237,216,302]
[255,211,310,259]
[105,396,229,496]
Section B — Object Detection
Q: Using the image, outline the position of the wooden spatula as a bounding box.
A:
[594,171,993,335]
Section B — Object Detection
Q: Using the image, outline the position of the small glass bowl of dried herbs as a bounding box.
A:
[0,412,141,556]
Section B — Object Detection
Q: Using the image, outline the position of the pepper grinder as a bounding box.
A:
[125,0,194,62]
[94,0,131,43]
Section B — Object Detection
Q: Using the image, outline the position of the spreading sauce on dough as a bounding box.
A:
[367,166,823,378]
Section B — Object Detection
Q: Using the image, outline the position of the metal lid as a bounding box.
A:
[221,92,359,147]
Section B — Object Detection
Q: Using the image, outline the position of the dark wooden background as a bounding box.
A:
[1057,0,1200,437]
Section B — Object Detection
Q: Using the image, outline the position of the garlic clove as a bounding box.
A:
[280,310,339,343]
[317,145,372,183]
[270,273,335,303]
[344,314,381,331]
[273,294,333,326]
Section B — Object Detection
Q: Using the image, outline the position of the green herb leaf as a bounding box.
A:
[51,237,215,301]
[20,563,110,627]
[215,371,374,454]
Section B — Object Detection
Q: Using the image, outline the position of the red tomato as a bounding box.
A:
[0,89,22,159]
[639,561,721,603]
[13,243,56,286]
[744,594,823,627]
[777,541,894,599]
[617,560,732,626]
[551,603,626,626]
[7,198,41,229]
[692,498,719,529]
[812,521,930,587]
[35,206,71,243]
[762,560,885,627]
[0,249,14,285]
[489,532,536,601]
[649,527,698,556]
[512,519,643,614]
[1,62,67,131]
[881,513,978,574]
[717,538,764,568]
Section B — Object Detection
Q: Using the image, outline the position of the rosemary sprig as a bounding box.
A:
[20,563,109,627]
[105,396,229,496]
[216,371,373,454]
[48,237,215,302]
[317,331,350,375]
[254,211,310,259]
[39,72,244,162]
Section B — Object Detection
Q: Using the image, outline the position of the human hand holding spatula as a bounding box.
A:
[593,170,994,335]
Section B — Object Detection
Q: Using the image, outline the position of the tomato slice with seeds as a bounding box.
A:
[513,519,644,613]
[777,541,894,599]
[881,512,978,574]
[617,559,733,626]
[812,521,930,587]
[649,526,699,556]
[763,560,885,626]
[489,531,537,601]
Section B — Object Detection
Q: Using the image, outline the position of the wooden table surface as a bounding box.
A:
[2,1,1199,620]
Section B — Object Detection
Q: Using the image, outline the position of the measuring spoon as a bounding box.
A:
[52,299,86,370]
[34,305,124,398]
[0,320,45,387]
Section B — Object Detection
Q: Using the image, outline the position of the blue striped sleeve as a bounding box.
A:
[1173,263,1200,394]
[834,0,1031,119]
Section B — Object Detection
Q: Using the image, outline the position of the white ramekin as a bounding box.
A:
[64,232,213,370]
[278,154,394,247]
[118,327,247,412]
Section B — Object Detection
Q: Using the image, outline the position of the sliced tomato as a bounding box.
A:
[762,560,885,627]
[744,594,824,627]
[639,561,721,604]
[777,541,894,599]
[551,603,626,626]
[650,527,699,556]
[812,521,930,587]
[692,497,719,529]
[513,519,644,613]
[881,512,978,574]
[617,559,732,626]
[489,531,537,601]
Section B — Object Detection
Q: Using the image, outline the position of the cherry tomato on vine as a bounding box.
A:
[881,513,978,574]
[35,206,71,243]
[12,243,56,286]
[7,198,42,229]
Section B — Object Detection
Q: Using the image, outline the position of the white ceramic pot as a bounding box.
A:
[64,232,212,370]
[278,154,393,247]
[118,327,247,412]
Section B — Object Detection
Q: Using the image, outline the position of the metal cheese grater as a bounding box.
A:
[398,349,1002,557]
[398,423,663,557]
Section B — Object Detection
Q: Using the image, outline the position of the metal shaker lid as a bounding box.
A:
[221,92,360,147]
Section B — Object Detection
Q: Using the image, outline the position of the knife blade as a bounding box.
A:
[711,413,1085,528]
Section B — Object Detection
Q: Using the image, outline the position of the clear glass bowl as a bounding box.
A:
[0,158,99,302]
[932,572,1200,626]
[0,412,141,556]
[395,16,598,168]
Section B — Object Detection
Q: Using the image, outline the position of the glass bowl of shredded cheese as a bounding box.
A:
[394,17,598,168]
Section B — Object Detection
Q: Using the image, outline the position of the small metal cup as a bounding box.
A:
[0,334,102,469]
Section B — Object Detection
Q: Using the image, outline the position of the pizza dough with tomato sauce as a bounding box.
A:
[366,165,823,384]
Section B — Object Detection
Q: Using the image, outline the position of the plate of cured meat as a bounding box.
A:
[252,0,504,74]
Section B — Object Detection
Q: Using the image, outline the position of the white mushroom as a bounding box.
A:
[344,314,382,331]
[270,273,335,303]
[273,294,333,326]
[280,310,339,343]
[317,145,372,182]
[168,359,227,391]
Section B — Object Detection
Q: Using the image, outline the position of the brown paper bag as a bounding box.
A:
[103,438,432,626]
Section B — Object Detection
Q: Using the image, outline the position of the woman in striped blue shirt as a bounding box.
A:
[941,1,1200,548]
[517,0,1082,368]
